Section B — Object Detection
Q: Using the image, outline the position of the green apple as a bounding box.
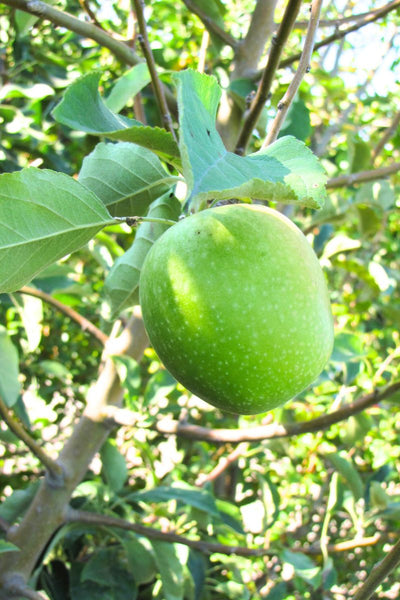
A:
[139,203,334,414]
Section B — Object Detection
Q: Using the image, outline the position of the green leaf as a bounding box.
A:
[0,540,19,554]
[126,482,220,517]
[81,548,118,587]
[212,581,250,599]
[322,233,361,259]
[39,359,71,381]
[263,582,288,600]
[190,0,226,29]
[100,439,128,492]
[175,70,327,211]
[369,481,390,510]
[78,141,175,217]
[0,83,54,101]
[324,452,364,501]
[111,355,141,400]
[187,550,207,600]
[281,549,322,589]
[14,9,40,35]
[72,556,138,600]
[0,326,20,407]
[331,332,364,363]
[334,259,380,297]
[144,369,177,406]
[104,192,181,318]
[378,501,400,521]
[257,473,280,528]
[105,63,151,113]
[355,180,395,211]
[357,204,383,238]
[0,482,40,523]
[348,133,371,173]
[53,72,180,165]
[341,413,373,446]
[151,540,186,600]
[122,537,157,585]
[214,499,245,534]
[0,168,113,293]
[278,96,311,142]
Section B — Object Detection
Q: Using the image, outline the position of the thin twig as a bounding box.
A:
[372,110,400,163]
[315,29,395,157]
[353,535,400,600]
[151,380,400,444]
[0,0,140,66]
[132,0,177,141]
[327,162,400,188]
[195,442,249,486]
[278,0,400,71]
[263,0,323,147]
[17,286,108,346]
[0,396,64,483]
[373,347,400,384]
[296,4,400,28]
[234,0,303,155]
[304,532,395,555]
[181,0,237,48]
[77,0,104,29]
[0,312,148,582]
[0,0,177,115]
[66,508,267,556]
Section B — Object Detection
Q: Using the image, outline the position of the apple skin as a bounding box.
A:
[139,203,334,415]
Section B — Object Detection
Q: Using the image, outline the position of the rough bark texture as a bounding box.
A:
[217,0,278,149]
[0,312,148,595]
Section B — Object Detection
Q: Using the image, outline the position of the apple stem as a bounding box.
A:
[114,216,178,227]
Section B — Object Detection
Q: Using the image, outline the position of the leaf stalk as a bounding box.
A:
[115,216,178,227]
[132,0,177,141]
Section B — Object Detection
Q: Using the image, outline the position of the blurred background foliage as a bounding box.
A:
[0,0,400,598]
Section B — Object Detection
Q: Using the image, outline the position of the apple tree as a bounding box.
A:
[0,1,399,599]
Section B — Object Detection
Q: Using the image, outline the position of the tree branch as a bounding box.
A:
[132,0,177,140]
[77,0,104,30]
[304,532,395,555]
[195,442,249,487]
[151,380,400,444]
[233,0,279,79]
[234,0,303,155]
[0,395,64,484]
[262,0,323,147]
[278,0,400,70]
[216,0,278,149]
[0,310,148,584]
[1,575,47,600]
[0,0,177,114]
[181,0,237,49]
[293,5,400,29]
[327,162,400,189]
[372,110,400,163]
[17,286,108,346]
[0,0,141,66]
[0,516,11,533]
[353,535,400,600]
[66,508,267,557]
